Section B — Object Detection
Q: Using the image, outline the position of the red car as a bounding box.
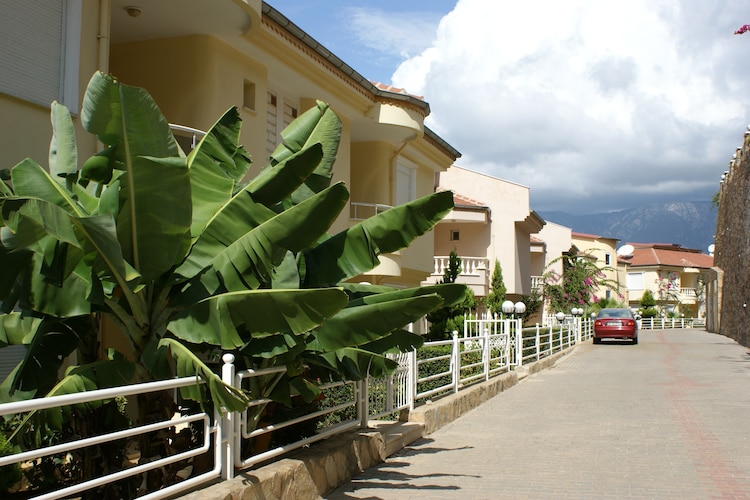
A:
[593,308,638,344]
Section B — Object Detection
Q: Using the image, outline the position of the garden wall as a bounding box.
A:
[713,133,750,347]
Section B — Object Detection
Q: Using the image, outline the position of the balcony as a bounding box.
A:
[350,202,392,221]
[424,256,490,297]
[679,287,698,304]
[170,123,206,152]
[531,275,544,292]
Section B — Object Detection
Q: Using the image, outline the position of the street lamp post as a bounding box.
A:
[571,307,583,342]
[501,300,515,319]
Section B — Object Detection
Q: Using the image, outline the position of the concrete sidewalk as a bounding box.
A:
[327,329,750,499]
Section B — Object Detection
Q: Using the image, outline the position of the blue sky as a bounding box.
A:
[267,1,750,216]
[268,1,456,85]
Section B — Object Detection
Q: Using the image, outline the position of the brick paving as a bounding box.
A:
[327,329,750,499]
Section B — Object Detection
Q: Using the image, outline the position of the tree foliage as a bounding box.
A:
[484,260,507,316]
[639,289,658,318]
[541,247,620,313]
[0,72,466,433]
[426,251,470,339]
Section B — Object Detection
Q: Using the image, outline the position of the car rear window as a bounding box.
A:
[597,309,632,318]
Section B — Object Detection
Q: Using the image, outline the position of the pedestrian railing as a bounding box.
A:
[639,317,705,330]
[4,314,690,498]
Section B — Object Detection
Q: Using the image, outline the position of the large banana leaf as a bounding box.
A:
[48,101,78,182]
[187,106,251,185]
[10,159,86,217]
[168,287,348,349]
[158,338,249,412]
[266,101,341,205]
[0,315,82,396]
[186,107,250,239]
[81,72,178,158]
[346,283,468,309]
[2,197,144,318]
[82,72,190,283]
[177,182,348,294]
[115,156,191,283]
[245,143,324,208]
[0,313,41,347]
[302,190,454,287]
[308,294,443,351]
[307,348,399,381]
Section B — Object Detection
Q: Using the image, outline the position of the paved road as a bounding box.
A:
[327,329,750,499]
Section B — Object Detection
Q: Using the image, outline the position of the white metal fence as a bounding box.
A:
[639,317,706,330]
[0,315,701,498]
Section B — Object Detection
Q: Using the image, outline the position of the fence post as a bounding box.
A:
[408,349,416,411]
[536,324,541,361]
[452,331,460,393]
[515,319,523,367]
[358,379,369,428]
[221,353,236,480]
[482,326,492,380]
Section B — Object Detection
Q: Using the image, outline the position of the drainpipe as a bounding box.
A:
[98,0,111,72]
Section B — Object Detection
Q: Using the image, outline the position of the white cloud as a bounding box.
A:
[391,0,750,213]
[344,7,443,59]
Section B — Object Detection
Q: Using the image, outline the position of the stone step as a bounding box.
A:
[368,420,425,457]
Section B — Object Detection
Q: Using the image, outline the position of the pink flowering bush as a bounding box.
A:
[541,249,621,313]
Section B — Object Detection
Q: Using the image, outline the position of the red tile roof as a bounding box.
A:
[371,82,424,100]
[572,231,618,241]
[622,243,713,268]
[452,193,489,209]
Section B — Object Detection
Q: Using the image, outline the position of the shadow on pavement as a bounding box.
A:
[327,438,479,498]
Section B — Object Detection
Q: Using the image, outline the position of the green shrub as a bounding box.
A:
[0,432,21,493]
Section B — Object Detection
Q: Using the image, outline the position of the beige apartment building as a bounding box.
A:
[621,243,713,317]
[0,1,460,304]
[424,166,545,305]
[571,231,622,302]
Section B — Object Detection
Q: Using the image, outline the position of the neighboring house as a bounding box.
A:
[425,166,545,305]
[570,232,621,303]
[0,1,459,347]
[532,221,573,323]
[620,243,714,317]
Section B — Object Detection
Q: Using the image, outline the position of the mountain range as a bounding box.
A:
[539,201,717,254]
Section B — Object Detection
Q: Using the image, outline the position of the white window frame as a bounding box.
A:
[395,158,417,206]
[626,272,644,290]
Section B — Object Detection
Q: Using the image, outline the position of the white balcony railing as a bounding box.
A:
[170,123,206,152]
[679,287,697,298]
[531,275,544,292]
[433,256,488,276]
[350,202,393,220]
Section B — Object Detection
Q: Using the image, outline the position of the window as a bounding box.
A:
[627,272,644,290]
[395,159,417,206]
[243,80,256,111]
[266,89,299,158]
[450,230,460,241]
[0,0,81,111]
[605,253,611,265]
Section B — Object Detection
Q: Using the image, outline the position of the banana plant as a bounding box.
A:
[0,72,465,425]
